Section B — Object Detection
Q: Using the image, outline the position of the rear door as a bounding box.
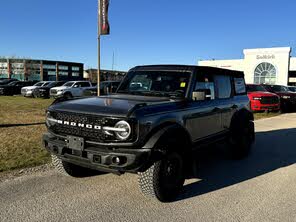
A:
[213,73,235,131]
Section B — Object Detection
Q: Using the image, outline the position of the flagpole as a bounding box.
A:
[97,0,101,96]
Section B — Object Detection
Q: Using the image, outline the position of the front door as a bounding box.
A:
[185,72,223,141]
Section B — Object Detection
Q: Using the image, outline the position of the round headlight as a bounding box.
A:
[114,121,131,140]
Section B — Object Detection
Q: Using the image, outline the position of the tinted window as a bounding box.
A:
[246,84,266,92]
[117,71,191,98]
[63,82,74,87]
[79,82,90,87]
[194,73,215,100]
[265,85,288,92]
[34,82,44,86]
[234,78,246,94]
[42,82,51,87]
[214,75,232,99]
[56,82,66,87]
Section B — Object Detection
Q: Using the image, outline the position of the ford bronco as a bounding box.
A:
[43,65,255,202]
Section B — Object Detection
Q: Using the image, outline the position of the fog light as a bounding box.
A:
[112,156,121,165]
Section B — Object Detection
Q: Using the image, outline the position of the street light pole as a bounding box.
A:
[97,0,101,96]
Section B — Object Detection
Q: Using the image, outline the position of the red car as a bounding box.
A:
[246,84,280,112]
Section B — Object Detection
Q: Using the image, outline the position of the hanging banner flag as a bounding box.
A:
[99,0,110,35]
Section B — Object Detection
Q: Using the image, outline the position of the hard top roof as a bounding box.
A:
[130,65,244,77]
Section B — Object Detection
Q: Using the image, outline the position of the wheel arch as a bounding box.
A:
[143,122,192,152]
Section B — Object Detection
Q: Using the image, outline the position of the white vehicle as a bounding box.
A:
[21,81,53,97]
[50,81,92,99]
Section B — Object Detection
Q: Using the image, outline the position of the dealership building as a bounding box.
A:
[0,58,84,81]
[198,47,296,86]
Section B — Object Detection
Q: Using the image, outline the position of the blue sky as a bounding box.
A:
[1,0,296,71]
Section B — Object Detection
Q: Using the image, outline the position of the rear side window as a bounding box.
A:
[214,75,232,99]
[79,82,91,87]
[234,78,246,95]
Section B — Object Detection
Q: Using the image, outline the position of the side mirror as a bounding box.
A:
[192,89,211,101]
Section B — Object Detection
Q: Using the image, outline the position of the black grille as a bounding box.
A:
[48,111,119,142]
[261,96,279,104]
[50,89,57,95]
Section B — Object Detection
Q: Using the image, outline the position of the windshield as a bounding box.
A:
[42,82,51,87]
[246,85,267,92]
[270,85,289,92]
[34,82,44,87]
[288,87,296,92]
[117,71,191,98]
[8,81,18,86]
[63,82,74,87]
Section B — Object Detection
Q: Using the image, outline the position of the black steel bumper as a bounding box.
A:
[43,132,152,174]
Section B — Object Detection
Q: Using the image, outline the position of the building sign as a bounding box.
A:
[256,55,275,60]
[99,0,110,35]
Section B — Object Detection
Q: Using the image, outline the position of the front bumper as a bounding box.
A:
[50,92,63,99]
[250,100,280,111]
[43,132,151,174]
[21,91,33,97]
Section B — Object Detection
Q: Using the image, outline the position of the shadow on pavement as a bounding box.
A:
[177,128,296,201]
[0,122,45,128]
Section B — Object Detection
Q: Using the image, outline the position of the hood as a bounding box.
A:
[247,91,278,97]
[22,86,38,90]
[49,94,172,117]
[51,86,70,91]
[0,85,13,89]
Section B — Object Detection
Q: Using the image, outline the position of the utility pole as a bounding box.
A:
[112,51,115,71]
[97,0,101,96]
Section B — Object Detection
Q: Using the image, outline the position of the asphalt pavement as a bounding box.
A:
[1,114,296,222]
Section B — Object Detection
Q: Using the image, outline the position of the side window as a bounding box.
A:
[80,82,90,87]
[234,77,246,95]
[194,74,215,100]
[73,83,80,88]
[214,75,232,99]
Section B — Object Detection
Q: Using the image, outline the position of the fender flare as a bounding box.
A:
[143,123,192,150]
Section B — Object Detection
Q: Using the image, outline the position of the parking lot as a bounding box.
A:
[1,113,296,222]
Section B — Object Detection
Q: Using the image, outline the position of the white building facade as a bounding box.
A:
[198,47,296,86]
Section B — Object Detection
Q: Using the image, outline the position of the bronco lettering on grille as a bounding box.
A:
[48,118,102,130]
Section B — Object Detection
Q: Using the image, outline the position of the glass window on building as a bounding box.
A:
[59,71,68,76]
[48,71,56,76]
[254,62,277,84]
[48,76,57,81]
[0,63,8,68]
[72,66,80,71]
[43,64,56,70]
[28,74,41,81]
[11,74,24,80]
[59,65,69,71]
[11,63,24,69]
[72,72,80,77]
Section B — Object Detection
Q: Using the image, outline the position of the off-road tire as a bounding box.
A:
[138,152,185,202]
[51,154,98,178]
[229,120,255,159]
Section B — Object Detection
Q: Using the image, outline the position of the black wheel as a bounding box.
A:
[229,120,255,159]
[51,154,98,178]
[138,152,185,202]
[64,92,73,100]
